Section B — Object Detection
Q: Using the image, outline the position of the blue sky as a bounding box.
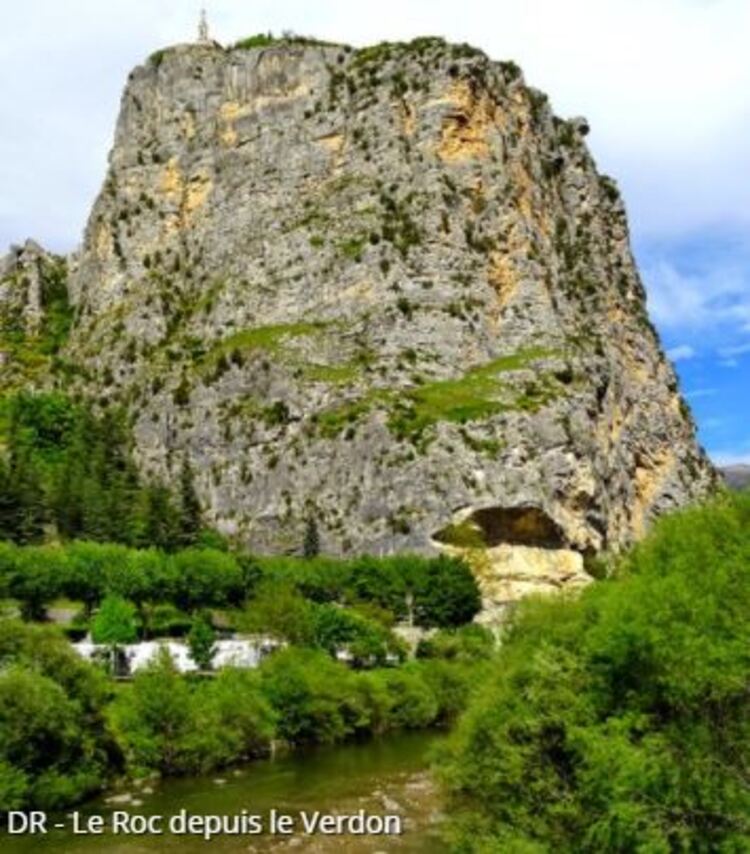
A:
[639,231,750,464]
[1,0,748,462]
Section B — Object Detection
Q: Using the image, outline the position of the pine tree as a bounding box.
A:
[303,515,320,558]
[9,448,46,544]
[144,483,181,551]
[0,458,19,540]
[178,459,202,547]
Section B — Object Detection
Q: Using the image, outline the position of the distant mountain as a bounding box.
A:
[721,465,750,491]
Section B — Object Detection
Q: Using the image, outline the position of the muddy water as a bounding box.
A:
[2,731,448,853]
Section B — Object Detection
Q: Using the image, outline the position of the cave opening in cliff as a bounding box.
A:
[434,505,567,550]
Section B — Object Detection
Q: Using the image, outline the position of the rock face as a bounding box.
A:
[0,240,48,336]
[0,240,69,390]
[52,36,715,556]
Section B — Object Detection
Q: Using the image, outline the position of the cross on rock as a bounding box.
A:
[198,8,210,43]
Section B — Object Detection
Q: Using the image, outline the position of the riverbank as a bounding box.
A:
[2,731,446,853]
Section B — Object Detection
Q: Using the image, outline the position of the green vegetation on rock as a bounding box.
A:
[202,321,327,367]
[316,348,561,445]
[0,254,72,392]
[233,33,278,50]
[0,392,210,550]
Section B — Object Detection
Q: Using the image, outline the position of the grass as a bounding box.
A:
[304,362,363,384]
[200,321,327,370]
[233,34,278,50]
[315,349,563,444]
[148,48,168,68]
[233,33,344,51]
[387,350,556,442]
[337,237,367,262]
[317,395,385,438]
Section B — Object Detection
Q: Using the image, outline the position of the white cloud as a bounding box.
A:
[717,342,750,358]
[667,344,695,362]
[1,0,750,252]
[643,252,750,334]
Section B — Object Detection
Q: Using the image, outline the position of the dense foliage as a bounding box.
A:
[0,393,206,549]
[0,540,480,632]
[438,492,750,852]
[0,621,115,810]
[109,642,489,778]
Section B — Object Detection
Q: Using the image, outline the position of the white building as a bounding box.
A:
[72,636,282,675]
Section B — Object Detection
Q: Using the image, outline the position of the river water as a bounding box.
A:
[2,731,447,853]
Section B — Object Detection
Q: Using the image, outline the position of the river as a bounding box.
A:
[2,731,448,853]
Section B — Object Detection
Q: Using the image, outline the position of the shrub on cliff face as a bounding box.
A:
[437,493,750,852]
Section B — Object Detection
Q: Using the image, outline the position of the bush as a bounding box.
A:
[108,647,196,775]
[312,604,405,667]
[233,33,277,50]
[416,624,494,662]
[371,666,438,729]
[437,493,750,852]
[0,621,113,809]
[259,648,366,744]
[110,650,276,775]
[242,582,316,645]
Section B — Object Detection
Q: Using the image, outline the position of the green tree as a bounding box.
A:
[0,621,111,810]
[312,604,404,667]
[142,484,181,551]
[170,548,243,610]
[0,458,20,541]
[91,595,138,674]
[7,448,46,545]
[411,555,480,628]
[242,581,315,645]
[187,612,216,670]
[303,515,320,558]
[91,595,137,644]
[178,459,202,547]
[109,647,193,774]
[10,547,59,620]
[371,667,438,729]
[259,648,367,744]
[203,669,276,760]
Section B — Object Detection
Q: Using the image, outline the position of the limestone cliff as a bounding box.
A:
[14,36,717,558]
[0,240,70,392]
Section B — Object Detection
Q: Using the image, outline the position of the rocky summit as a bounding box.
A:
[1,35,716,595]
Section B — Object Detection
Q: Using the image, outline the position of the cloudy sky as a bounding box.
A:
[1,0,748,463]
